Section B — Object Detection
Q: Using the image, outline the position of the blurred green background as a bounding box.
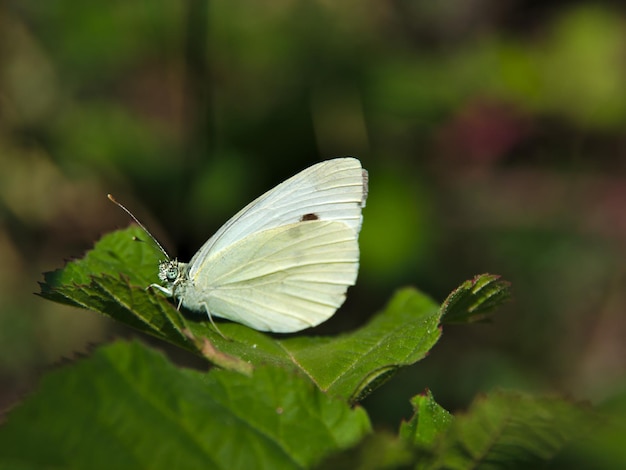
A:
[1,0,625,429]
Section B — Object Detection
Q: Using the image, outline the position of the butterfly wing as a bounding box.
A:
[183,220,359,332]
[187,157,368,280]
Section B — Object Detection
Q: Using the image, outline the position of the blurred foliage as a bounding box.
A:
[1,341,612,469]
[1,1,625,461]
[0,341,372,469]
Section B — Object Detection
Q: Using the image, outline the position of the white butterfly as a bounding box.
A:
[110,157,368,333]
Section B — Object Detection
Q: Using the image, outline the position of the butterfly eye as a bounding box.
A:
[166,265,179,282]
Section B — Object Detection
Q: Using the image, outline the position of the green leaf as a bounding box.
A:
[0,341,371,470]
[440,273,511,323]
[414,390,591,469]
[39,226,444,402]
[281,288,442,403]
[400,390,453,448]
[39,225,192,350]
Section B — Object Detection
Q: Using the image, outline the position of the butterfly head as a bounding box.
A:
[158,259,185,286]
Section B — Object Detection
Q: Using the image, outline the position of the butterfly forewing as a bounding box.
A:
[187,157,367,279]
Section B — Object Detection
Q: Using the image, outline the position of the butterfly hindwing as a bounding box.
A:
[182,220,359,332]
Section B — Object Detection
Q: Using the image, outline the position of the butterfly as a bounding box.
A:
[110,157,368,333]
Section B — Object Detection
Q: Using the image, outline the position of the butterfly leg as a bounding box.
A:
[200,302,228,340]
[147,283,173,296]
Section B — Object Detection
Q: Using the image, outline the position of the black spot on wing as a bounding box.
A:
[300,213,319,222]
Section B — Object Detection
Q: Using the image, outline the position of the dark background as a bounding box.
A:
[1,1,625,428]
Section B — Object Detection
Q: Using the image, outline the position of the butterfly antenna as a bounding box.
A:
[107,194,171,260]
